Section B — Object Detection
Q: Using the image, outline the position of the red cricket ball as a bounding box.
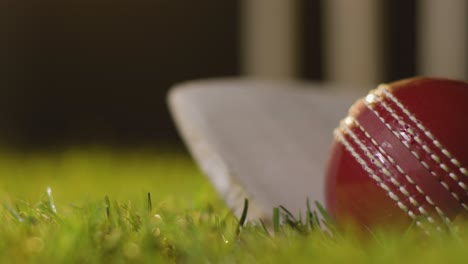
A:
[325,77,468,232]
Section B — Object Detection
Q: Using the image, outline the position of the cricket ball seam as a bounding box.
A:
[379,86,468,189]
[334,123,427,230]
[342,122,434,225]
[326,78,468,230]
[352,118,444,227]
[366,97,465,208]
[381,86,468,177]
[364,96,466,216]
[370,86,468,210]
[365,103,463,220]
[378,97,468,208]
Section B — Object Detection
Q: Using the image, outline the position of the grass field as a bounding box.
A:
[0,148,467,263]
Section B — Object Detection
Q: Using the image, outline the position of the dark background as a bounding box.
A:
[1,0,240,148]
[1,0,416,149]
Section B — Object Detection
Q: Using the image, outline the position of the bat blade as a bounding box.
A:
[168,79,361,222]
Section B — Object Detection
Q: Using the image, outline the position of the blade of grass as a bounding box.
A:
[114,200,126,230]
[311,211,321,230]
[4,204,24,223]
[46,187,57,214]
[236,198,249,236]
[279,205,298,223]
[259,219,271,237]
[273,207,280,234]
[315,201,338,232]
[307,198,320,230]
[147,192,153,214]
[403,219,418,238]
[315,201,331,224]
[104,195,111,221]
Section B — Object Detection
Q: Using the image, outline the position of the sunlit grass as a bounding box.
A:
[0,148,467,263]
[0,147,219,206]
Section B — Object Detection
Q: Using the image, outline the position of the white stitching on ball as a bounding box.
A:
[352,118,448,226]
[333,126,423,228]
[366,88,468,210]
[343,119,439,228]
[381,87,468,181]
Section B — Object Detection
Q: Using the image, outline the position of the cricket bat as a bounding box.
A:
[168,78,363,222]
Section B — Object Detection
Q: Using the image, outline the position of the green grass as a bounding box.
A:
[1,148,468,263]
